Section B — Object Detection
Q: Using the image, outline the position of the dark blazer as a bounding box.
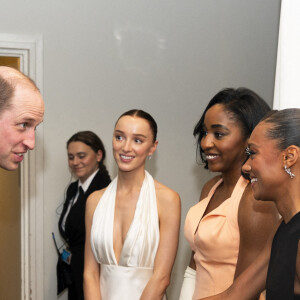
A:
[58,168,111,300]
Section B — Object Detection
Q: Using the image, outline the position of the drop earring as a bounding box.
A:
[284,165,295,179]
[148,155,152,160]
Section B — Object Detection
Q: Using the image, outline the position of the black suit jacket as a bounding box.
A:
[57,168,111,299]
[58,168,111,248]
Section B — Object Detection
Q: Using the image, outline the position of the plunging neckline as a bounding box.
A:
[193,177,243,236]
[112,178,145,265]
[90,170,161,273]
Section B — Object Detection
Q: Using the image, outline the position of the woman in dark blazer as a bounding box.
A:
[58,131,111,300]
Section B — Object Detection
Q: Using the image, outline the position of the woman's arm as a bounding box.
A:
[234,187,280,298]
[83,191,103,300]
[188,251,196,269]
[140,183,181,300]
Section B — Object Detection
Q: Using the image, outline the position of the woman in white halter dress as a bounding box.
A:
[84,110,181,300]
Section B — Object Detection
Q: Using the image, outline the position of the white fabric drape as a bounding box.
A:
[273,0,300,109]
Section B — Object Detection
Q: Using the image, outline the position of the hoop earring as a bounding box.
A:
[284,165,295,179]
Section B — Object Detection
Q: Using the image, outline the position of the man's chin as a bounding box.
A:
[0,160,20,171]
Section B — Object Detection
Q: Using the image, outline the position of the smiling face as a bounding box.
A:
[0,83,44,170]
[113,115,157,173]
[243,122,285,201]
[200,104,248,175]
[67,141,102,183]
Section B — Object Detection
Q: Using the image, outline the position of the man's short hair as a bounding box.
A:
[0,68,39,114]
[0,75,14,112]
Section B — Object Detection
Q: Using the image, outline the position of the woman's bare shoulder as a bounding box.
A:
[200,175,222,200]
[87,187,107,209]
[154,180,181,205]
[240,184,279,215]
[154,180,181,222]
[238,184,280,237]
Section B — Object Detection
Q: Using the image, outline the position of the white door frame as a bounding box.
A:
[0,33,44,300]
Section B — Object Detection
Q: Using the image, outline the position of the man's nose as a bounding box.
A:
[23,131,35,150]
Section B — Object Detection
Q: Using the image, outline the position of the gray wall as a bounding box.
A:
[0,0,281,299]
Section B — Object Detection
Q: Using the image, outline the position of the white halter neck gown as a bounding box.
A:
[90,171,165,300]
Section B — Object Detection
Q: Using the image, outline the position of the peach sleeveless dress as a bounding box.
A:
[184,176,248,299]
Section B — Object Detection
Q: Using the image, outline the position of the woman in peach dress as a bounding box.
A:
[180,88,279,300]
[199,108,300,300]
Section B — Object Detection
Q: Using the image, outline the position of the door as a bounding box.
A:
[0,56,21,299]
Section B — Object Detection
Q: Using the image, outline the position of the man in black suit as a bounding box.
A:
[0,66,44,170]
